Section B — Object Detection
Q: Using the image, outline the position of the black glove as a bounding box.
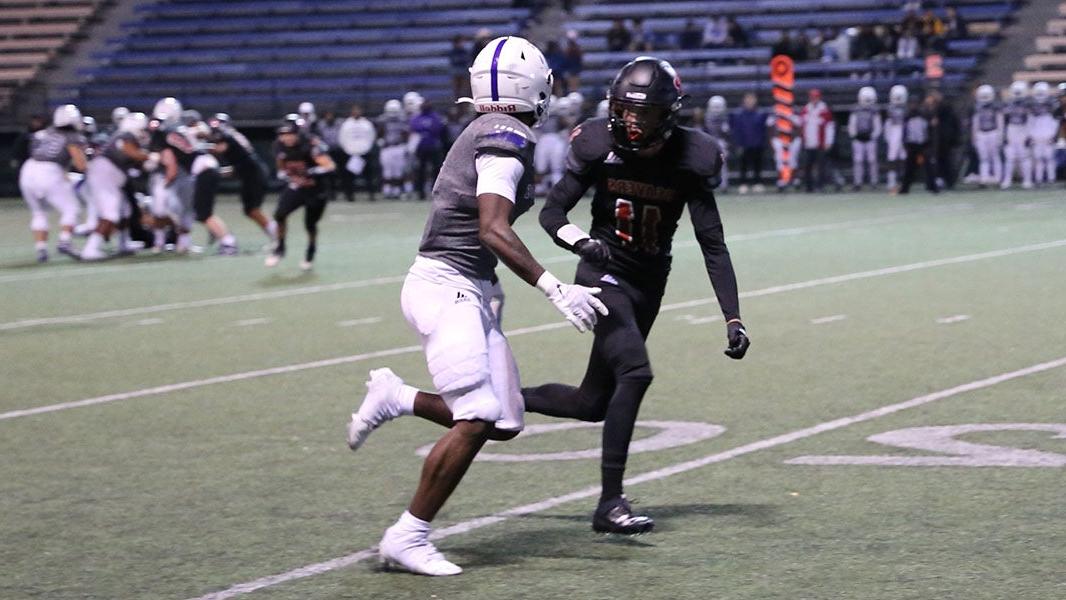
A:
[724,320,750,360]
[575,238,611,267]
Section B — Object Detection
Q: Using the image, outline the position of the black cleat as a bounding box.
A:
[592,495,654,534]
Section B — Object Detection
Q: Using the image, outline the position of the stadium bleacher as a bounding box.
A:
[1014,2,1066,84]
[0,0,111,111]
[60,0,1020,119]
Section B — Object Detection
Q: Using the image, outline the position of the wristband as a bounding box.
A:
[535,271,562,296]
[556,223,591,248]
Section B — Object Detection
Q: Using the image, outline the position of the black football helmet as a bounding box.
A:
[607,57,684,152]
[276,113,304,135]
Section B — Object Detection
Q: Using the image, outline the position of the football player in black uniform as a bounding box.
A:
[268,115,335,270]
[521,58,750,534]
[207,113,277,243]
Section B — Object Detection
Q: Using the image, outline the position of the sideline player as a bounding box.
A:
[849,86,882,189]
[81,112,150,260]
[1001,81,1033,189]
[347,36,606,575]
[1029,81,1059,186]
[267,115,335,270]
[971,84,1004,187]
[703,95,730,191]
[377,99,409,199]
[18,104,87,262]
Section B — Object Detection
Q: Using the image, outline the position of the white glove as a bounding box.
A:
[536,271,609,333]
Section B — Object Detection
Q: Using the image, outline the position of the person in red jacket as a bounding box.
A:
[799,89,836,192]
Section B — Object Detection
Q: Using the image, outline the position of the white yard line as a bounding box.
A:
[3,239,1065,423]
[189,355,1066,600]
[0,276,405,331]
[232,318,271,327]
[810,315,848,325]
[936,315,971,324]
[336,317,383,328]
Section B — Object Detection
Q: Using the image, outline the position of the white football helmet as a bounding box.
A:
[1032,81,1051,102]
[1008,81,1029,101]
[383,99,403,117]
[565,91,585,115]
[402,91,424,115]
[52,104,82,129]
[858,86,877,107]
[153,97,183,125]
[119,111,149,136]
[596,98,609,119]
[707,95,727,117]
[82,116,97,134]
[553,96,574,121]
[111,106,129,127]
[298,101,316,119]
[462,36,553,127]
[975,84,995,104]
[889,84,908,106]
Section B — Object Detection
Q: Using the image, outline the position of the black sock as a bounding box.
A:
[599,378,652,504]
[305,243,316,262]
[275,239,286,255]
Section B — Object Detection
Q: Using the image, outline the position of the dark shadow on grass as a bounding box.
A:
[256,270,318,287]
[518,502,780,530]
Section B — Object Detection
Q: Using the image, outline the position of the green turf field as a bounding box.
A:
[1,189,1064,600]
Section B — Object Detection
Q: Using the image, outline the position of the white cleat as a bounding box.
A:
[80,247,108,262]
[379,528,462,576]
[264,253,282,268]
[347,368,404,451]
[299,259,313,271]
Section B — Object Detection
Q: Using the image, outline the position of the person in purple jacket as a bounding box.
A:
[409,102,447,200]
[729,92,769,193]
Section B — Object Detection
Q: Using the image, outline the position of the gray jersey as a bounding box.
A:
[418,113,537,280]
[103,132,142,171]
[850,107,878,140]
[29,127,86,167]
[886,105,906,126]
[1030,98,1056,118]
[378,115,408,147]
[1004,100,1029,126]
[972,103,1000,132]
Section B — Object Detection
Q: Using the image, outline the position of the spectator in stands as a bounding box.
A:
[873,25,897,59]
[920,9,946,53]
[944,6,968,39]
[928,90,961,190]
[821,28,850,63]
[630,17,653,51]
[772,30,794,59]
[792,30,812,62]
[606,19,632,52]
[703,16,729,49]
[562,31,583,95]
[449,36,469,99]
[730,93,769,193]
[896,23,920,59]
[799,89,835,192]
[679,20,702,50]
[338,105,378,202]
[10,114,47,172]
[726,16,749,48]
[853,25,882,61]
[408,102,446,200]
[545,40,567,94]
[471,28,493,62]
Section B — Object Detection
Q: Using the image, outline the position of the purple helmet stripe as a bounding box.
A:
[490,37,508,102]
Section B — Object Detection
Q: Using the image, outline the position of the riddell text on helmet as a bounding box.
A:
[478,104,518,112]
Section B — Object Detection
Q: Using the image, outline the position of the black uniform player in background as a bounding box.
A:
[207,113,277,243]
[522,58,751,534]
[267,115,336,270]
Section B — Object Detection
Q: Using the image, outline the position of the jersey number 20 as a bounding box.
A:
[615,199,661,254]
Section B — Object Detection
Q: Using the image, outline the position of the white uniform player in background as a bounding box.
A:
[595,98,609,119]
[703,95,730,190]
[402,91,425,195]
[884,85,908,190]
[297,101,316,135]
[848,86,882,189]
[346,36,605,576]
[81,112,150,261]
[1001,81,1033,189]
[377,99,410,199]
[534,95,571,194]
[970,84,1004,187]
[1028,81,1058,186]
[18,104,87,262]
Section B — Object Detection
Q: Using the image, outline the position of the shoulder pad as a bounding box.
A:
[474,114,534,159]
[677,127,724,178]
[568,117,612,163]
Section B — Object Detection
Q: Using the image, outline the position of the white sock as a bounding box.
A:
[84,232,104,254]
[177,233,191,248]
[266,220,278,237]
[59,231,72,243]
[397,385,418,416]
[117,229,129,250]
[35,241,47,251]
[221,234,236,246]
[394,510,431,534]
[154,229,166,248]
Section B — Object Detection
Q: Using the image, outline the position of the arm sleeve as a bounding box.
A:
[688,180,741,322]
[475,154,524,202]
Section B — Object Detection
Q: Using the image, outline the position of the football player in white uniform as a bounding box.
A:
[81,112,151,260]
[534,95,571,194]
[971,84,1004,187]
[849,86,882,189]
[703,95,730,190]
[377,99,410,199]
[883,85,908,190]
[18,104,87,262]
[1001,81,1033,189]
[1028,81,1058,185]
[346,36,606,576]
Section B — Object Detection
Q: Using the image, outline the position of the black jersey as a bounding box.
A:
[541,118,740,320]
[149,124,198,172]
[212,126,260,172]
[273,134,327,188]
